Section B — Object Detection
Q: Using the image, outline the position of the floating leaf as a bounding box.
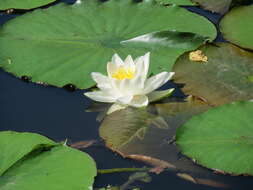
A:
[220,5,253,50]
[176,101,253,175]
[0,131,56,176]
[192,0,232,14]
[0,0,216,89]
[0,0,57,10]
[155,0,196,5]
[99,98,210,171]
[172,43,253,106]
[0,131,97,190]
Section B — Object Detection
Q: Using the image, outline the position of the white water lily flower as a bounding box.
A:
[84,52,174,114]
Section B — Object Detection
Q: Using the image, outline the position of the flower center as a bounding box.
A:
[112,67,135,80]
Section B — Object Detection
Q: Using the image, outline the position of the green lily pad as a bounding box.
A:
[0,131,97,190]
[220,5,253,50]
[0,0,216,89]
[172,43,253,106]
[0,131,56,176]
[0,0,57,10]
[156,0,196,5]
[99,98,210,170]
[176,101,253,175]
[192,0,232,14]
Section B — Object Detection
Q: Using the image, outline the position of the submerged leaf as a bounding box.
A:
[192,0,232,14]
[0,0,216,89]
[98,99,230,187]
[177,101,253,175]
[99,98,210,171]
[172,43,253,106]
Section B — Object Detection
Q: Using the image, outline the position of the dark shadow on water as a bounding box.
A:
[184,6,226,43]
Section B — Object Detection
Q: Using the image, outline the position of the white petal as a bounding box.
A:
[124,55,135,68]
[142,52,150,79]
[143,72,175,94]
[84,91,116,103]
[135,56,145,78]
[91,72,109,83]
[107,103,127,114]
[107,54,124,77]
[131,57,146,90]
[129,95,149,107]
[112,53,124,66]
[118,78,131,93]
[116,95,133,104]
[107,61,117,77]
[91,72,111,90]
[131,52,150,91]
[113,76,144,95]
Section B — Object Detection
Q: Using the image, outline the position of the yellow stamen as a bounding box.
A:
[112,67,135,80]
[189,50,208,63]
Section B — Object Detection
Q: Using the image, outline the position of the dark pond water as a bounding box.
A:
[1,0,253,189]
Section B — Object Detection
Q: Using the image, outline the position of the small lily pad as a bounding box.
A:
[0,0,57,10]
[220,5,253,50]
[172,43,253,106]
[176,101,253,175]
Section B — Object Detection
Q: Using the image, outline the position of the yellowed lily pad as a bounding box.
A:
[172,43,253,106]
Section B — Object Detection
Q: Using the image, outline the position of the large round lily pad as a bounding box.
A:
[0,0,57,10]
[220,5,253,50]
[172,43,253,106]
[0,0,216,89]
[0,131,97,190]
[176,101,253,175]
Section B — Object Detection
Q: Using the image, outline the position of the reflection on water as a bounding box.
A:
[0,1,253,190]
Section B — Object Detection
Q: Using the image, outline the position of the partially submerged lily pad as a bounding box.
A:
[0,0,216,89]
[98,98,230,187]
[192,0,232,14]
[0,131,97,190]
[220,5,253,50]
[176,101,253,175]
[172,43,253,106]
[0,0,57,10]
[99,98,210,171]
